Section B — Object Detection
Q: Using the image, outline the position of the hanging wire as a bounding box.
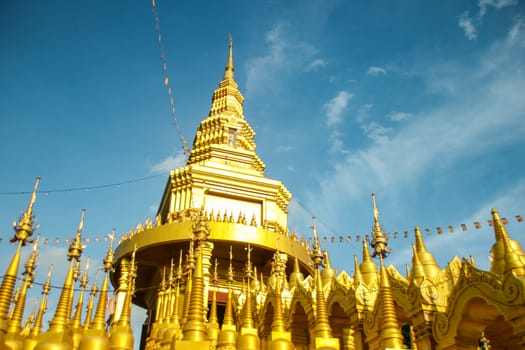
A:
[0,173,168,196]
[151,0,190,156]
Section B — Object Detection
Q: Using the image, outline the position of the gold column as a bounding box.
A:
[0,177,39,345]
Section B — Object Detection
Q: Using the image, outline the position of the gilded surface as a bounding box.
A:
[1,42,525,350]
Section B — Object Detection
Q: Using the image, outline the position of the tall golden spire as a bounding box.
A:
[267,278,294,350]
[83,273,98,331]
[72,258,90,350]
[353,255,363,287]
[237,244,260,350]
[49,209,85,332]
[181,208,210,343]
[314,259,333,340]
[370,193,391,258]
[217,247,237,350]
[378,255,404,349]
[321,249,336,286]
[413,227,440,278]
[181,240,195,326]
[223,34,235,81]
[79,234,114,350]
[72,258,90,330]
[0,177,40,343]
[308,218,339,349]
[411,243,426,283]
[34,209,85,350]
[207,259,220,345]
[109,245,136,350]
[490,208,525,276]
[165,251,184,344]
[4,237,38,350]
[360,239,378,286]
[289,256,304,289]
[30,266,52,338]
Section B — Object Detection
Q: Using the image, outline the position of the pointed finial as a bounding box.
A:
[372,192,379,224]
[67,209,86,262]
[11,176,41,245]
[103,230,115,272]
[223,34,235,81]
[370,193,391,259]
[353,255,363,286]
[411,243,426,282]
[310,215,323,268]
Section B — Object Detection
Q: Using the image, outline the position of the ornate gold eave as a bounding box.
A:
[112,221,313,309]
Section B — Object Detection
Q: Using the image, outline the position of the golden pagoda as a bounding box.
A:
[1,39,525,350]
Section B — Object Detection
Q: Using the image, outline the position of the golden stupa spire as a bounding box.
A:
[207,259,220,345]
[83,272,98,331]
[413,227,440,278]
[490,208,525,276]
[289,256,304,289]
[79,239,115,350]
[4,237,38,350]
[378,255,404,349]
[321,249,336,286]
[21,308,35,338]
[217,247,237,350]
[72,259,90,350]
[88,233,114,333]
[48,209,85,332]
[370,193,391,258]
[411,243,426,283]
[309,219,339,349]
[237,244,260,350]
[313,256,333,340]
[72,258,90,331]
[109,245,136,350]
[181,241,194,327]
[267,277,294,350]
[180,241,207,341]
[223,34,235,81]
[30,266,52,338]
[7,237,38,332]
[166,251,184,344]
[181,208,210,343]
[360,239,378,286]
[353,254,363,287]
[0,177,40,343]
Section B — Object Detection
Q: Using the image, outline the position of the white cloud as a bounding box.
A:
[367,66,387,76]
[479,0,517,17]
[458,0,518,40]
[245,24,317,97]
[388,111,411,122]
[361,122,392,144]
[507,16,525,45]
[308,30,525,228]
[275,145,296,153]
[150,151,186,174]
[307,58,327,71]
[324,90,352,127]
[459,12,477,40]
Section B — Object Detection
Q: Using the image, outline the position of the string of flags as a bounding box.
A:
[151,0,190,156]
[0,214,522,247]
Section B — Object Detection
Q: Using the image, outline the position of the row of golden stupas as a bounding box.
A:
[1,40,525,350]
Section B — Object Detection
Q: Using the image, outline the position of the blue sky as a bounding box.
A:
[1,0,524,339]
